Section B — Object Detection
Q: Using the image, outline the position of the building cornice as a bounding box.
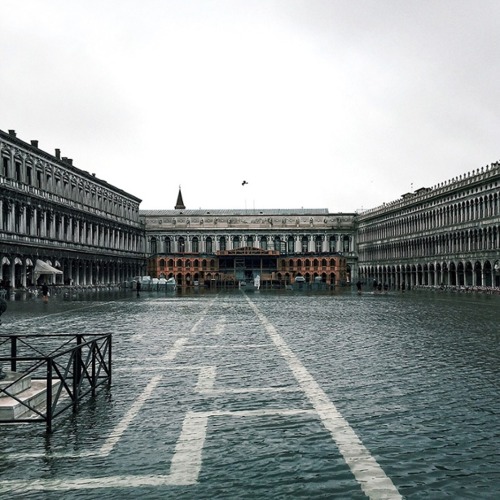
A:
[0,129,142,203]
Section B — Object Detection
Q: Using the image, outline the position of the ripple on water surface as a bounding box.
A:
[1,289,499,498]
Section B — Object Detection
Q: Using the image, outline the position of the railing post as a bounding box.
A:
[108,334,112,385]
[72,348,78,410]
[46,358,53,433]
[91,340,96,397]
[10,335,17,372]
[73,335,82,410]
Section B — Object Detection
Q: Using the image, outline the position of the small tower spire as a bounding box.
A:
[175,185,186,210]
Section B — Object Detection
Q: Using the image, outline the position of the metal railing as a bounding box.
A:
[0,333,111,432]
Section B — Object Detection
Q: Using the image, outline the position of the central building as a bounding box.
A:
[140,189,356,288]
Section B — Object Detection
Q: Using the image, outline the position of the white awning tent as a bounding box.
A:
[34,259,63,279]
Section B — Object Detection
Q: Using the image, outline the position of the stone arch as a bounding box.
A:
[178,236,185,252]
[150,236,157,254]
[464,261,473,286]
[448,261,456,286]
[483,260,492,286]
[494,260,500,287]
[474,261,482,286]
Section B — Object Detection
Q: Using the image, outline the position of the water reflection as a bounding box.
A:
[0,288,499,499]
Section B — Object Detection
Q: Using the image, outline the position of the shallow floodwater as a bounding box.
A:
[0,287,499,499]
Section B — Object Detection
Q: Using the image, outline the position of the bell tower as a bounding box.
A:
[175,186,185,210]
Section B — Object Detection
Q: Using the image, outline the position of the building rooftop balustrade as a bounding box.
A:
[359,162,500,218]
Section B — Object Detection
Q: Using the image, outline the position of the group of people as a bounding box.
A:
[355,280,406,294]
[371,280,390,293]
[0,279,11,296]
[0,294,7,325]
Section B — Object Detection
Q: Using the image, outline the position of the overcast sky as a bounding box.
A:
[1,0,499,212]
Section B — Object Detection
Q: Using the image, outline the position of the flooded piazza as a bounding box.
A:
[0,287,499,499]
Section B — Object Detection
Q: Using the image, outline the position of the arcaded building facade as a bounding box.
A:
[3,127,499,292]
[357,163,500,289]
[141,195,356,287]
[0,129,145,289]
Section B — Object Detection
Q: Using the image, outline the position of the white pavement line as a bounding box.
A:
[190,316,205,335]
[99,375,162,457]
[186,343,271,349]
[0,475,178,492]
[2,376,164,461]
[0,451,69,460]
[162,337,189,361]
[245,296,403,500]
[169,408,317,485]
[114,366,171,372]
[201,387,300,395]
[169,410,209,485]
[2,301,113,327]
[213,315,225,335]
[0,409,318,492]
[115,357,165,363]
[114,364,215,373]
[195,366,216,392]
[205,408,316,418]
[189,297,218,335]
[192,365,299,395]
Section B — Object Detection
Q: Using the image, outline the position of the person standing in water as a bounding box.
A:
[41,282,49,302]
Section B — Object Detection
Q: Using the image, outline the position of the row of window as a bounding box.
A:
[359,192,500,242]
[1,198,142,252]
[360,226,500,261]
[149,235,352,254]
[157,258,338,269]
[1,149,138,220]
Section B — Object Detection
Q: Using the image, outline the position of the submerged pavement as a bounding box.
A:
[0,288,499,499]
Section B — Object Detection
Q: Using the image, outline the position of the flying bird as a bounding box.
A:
[242,180,248,186]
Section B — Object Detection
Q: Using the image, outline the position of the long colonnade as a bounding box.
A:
[0,129,145,291]
[357,163,500,289]
[1,256,142,289]
[362,260,500,290]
